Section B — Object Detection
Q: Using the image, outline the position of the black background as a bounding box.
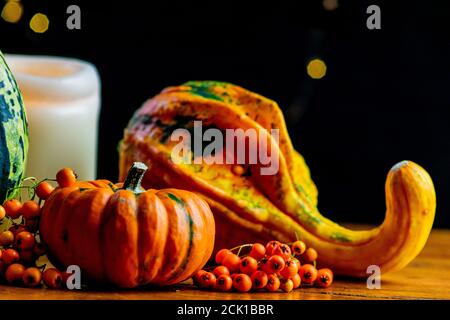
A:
[2,0,450,227]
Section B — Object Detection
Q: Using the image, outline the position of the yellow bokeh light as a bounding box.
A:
[30,13,49,33]
[307,58,327,79]
[323,0,339,11]
[1,1,23,23]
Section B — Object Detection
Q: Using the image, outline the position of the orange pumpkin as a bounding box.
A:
[39,162,215,288]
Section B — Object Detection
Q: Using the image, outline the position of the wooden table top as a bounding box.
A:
[1,229,449,300]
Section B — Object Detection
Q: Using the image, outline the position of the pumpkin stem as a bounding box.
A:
[123,162,148,193]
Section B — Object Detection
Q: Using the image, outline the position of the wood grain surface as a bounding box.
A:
[1,229,449,300]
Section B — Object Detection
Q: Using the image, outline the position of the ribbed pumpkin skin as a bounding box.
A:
[119,81,436,277]
[0,50,28,202]
[39,173,215,288]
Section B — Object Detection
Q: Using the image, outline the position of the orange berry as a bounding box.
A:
[212,265,230,278]
[216,274,233,291]
[3,199,22,219]
[280,258,299,279]
[272,243,292,261]
[299,264,318,285]
[15,231,35,250]
[291,240,306,256]
[232,274,252,292]
[292,273,301,288]
[266,274,280,292]
[0,230,14,246]
[215,249,232,265]
[0,205,5,220]
[56,168,77,187]
[2,248,19,265]
[5,263,25,284]
[42,268,63,289]
[198,272,216,290]
[265,255,285,274]
[315,268,333,288]
[249,243,266,260]
[20,201,41,220]
[250,270,268,289]
[239,256,258,275]
[259,257,269,271]
[303,248,318,263]
[265,241,281,256]
[35,181,55,200]
[193,270,207,287]
[222,253,241,274]
[22,267,42,287]
[280,278,294,293]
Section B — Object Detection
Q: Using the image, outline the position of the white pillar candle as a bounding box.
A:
[5,54,101,181]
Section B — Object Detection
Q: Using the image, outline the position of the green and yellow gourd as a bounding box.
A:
[0,50,28,203]
[119,81,436,278]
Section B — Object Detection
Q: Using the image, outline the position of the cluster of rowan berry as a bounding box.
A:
[193,240,333,293]
[0,168,76,289]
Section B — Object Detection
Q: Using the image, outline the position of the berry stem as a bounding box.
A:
[229,243,253,257]
[229,243,252,252]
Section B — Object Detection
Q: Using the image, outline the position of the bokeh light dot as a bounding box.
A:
[323,0,339,11]
[306,59,327,79]
[1,1,23,23]
[30,13,49,33]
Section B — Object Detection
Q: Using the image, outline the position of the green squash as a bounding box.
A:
[0,50,28,203]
